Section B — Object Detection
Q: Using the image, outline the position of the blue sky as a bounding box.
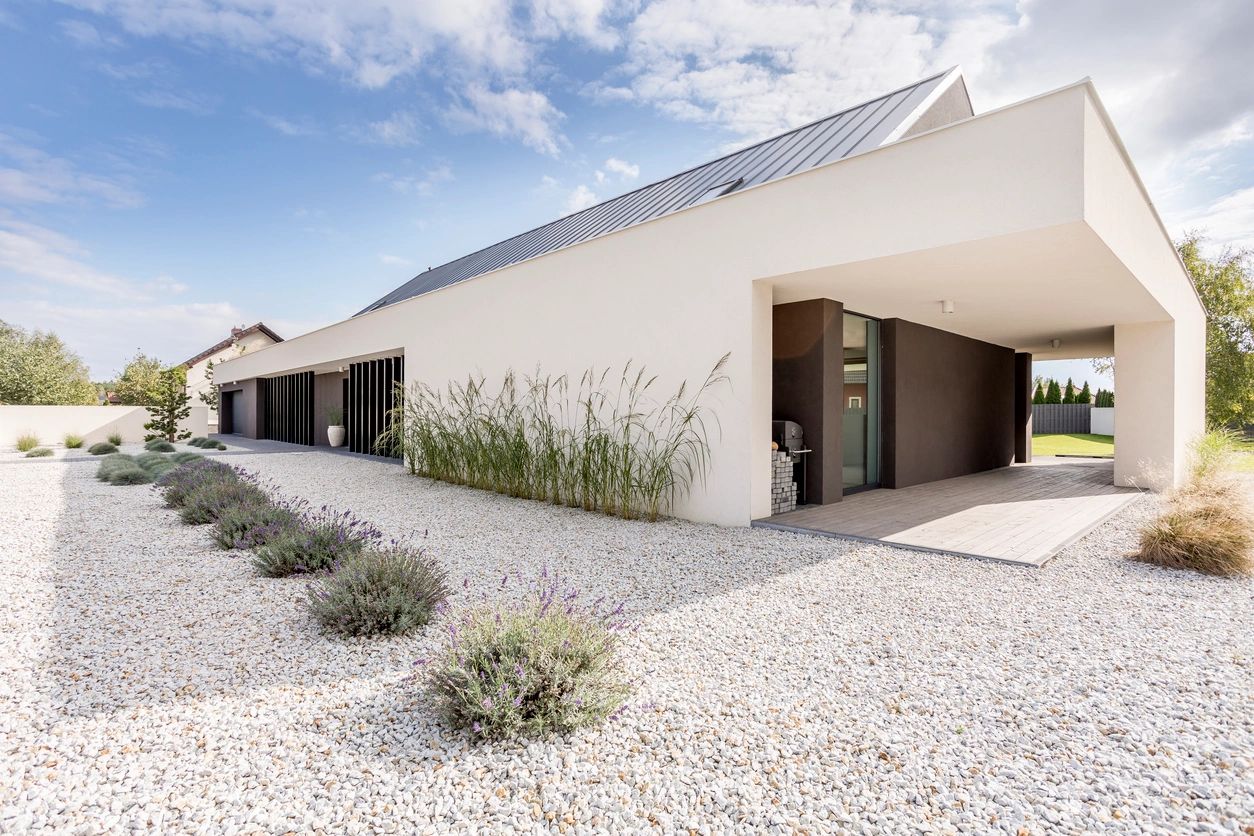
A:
[2,0,1251,390]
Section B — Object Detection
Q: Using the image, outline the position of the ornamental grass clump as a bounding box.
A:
[1132,430,1253,577]
[171,451,202,464]
[188,436,208,447]
[64,434,84,449]
[96,453,137,481]
[88,441,117,455]
[211,497,300,550]
[108,465,152,485]
[424,573,632,741]
[107,432,123,446]
[135,451,169,469]
[16,434,38,452]
[179,476,268,526]
[154,458,238,508]
[382,354,729,521]
[25,447,53,458]
[306,543,449,637]
[251,506,382,578]
[145,439,175,452]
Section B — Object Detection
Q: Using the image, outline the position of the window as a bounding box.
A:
[688,178,743,208]
[848,396,862,409]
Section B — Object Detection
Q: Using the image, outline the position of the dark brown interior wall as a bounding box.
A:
[1014,352,1033,463]
[218,379,262,439]
[772,299,843,504]
[881,318,1015,488]
[313,371,347,447]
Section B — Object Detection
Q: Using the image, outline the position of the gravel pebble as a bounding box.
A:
[1,450,1250,833]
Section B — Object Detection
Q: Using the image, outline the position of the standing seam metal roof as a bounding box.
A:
[356,69,956,315]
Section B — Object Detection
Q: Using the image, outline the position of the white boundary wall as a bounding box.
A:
[1090,407,1115,436]
[0,406,209,449]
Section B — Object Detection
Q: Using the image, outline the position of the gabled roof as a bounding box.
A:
[358,68,970,315]
[181,322,284,368]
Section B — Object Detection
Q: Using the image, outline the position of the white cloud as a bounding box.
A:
[564,183,598,213]
[372,164,454,196]
[379,253,414,266]
[131,88,218,114]
[0,133,142,208]
[0,215,147,298]
[350,110,421,146]
[603,156,639,179]
[444,85,566,155]
[60,18,122,48]
[248,108,320,137]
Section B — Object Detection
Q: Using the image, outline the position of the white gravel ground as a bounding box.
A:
[1,449,1250,833]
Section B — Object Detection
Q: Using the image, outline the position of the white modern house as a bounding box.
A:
[181,323,282,433]
[215,68,1205,527]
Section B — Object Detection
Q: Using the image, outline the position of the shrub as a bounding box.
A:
[25,447,53,458]
[425,574,632,741]
[108,465,152,485]
[171,451,202,464]
[215,441,227,450]
[251,507,382,577]
[154,458,238,507]
[178,477,268,525]
[145,439,176,452]
[306,543,448,637]
[1132,431,1254,577]
[107,431,123,446]
[16,434,38,452]
[64,434,84,449]
[88,442,118,455]
[188,437,207,447]
[142,366,192,442]
[384,355,730,522]
[211,498,299,550]
[96,453,137,481]
[141,458,178,479]
[136,451,170,469]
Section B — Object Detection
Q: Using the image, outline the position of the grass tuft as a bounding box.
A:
[382,355,729,521]
[64,434,84,449]
[306,543,448,636]
[25,447,53,458]
[108,465,151,485]
[16,434,39,453]
[425,572,631,741]
[88,442,118,456]
[144,439,176,453]
[1132,430,1254,577]
[107,432,123,447]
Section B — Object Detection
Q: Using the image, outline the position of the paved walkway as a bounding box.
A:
[755,459,1140,566]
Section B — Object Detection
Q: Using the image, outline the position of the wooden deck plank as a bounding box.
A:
[755,459,1140,566]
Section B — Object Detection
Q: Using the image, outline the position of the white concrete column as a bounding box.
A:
[1114,319,1205,489]
[749,280,775,521]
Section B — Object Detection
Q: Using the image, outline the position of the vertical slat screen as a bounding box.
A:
[347,355,403,456]
[261,370,314,445]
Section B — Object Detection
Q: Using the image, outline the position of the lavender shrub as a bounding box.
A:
[211,496,301,550]
[154,458,238,508]
[423,571,633,741]
[251,506,383,578]
[306,542,449,636]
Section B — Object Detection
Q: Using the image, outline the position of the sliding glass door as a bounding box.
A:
[842,312,880,492]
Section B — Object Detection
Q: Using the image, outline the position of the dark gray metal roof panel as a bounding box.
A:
[356,69,956,316]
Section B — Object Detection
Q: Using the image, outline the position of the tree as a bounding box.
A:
[1095,388,1114,408]
[1061,377,1076,404]
[114,352,166,405]
[1178,233,1254,427]
[144,367,192,442]
[1032,382,1046,404]
[0,320,96,405]
[1077,381,1092,404]
[1045,379,1062,404]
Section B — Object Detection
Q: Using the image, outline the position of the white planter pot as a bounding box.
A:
[327,425,346,448]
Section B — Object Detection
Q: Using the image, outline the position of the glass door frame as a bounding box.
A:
[843,309,882,496]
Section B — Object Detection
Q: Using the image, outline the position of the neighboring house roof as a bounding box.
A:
[357,68,970,315]
[181,322,284,368]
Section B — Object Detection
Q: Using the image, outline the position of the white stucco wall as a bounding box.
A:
[218,81,1202,522]
[1090,407,1115,436]
[186,330,279,426]
[0,406,209,448]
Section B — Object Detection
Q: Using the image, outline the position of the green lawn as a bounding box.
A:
[1233,437,1254,473]
[1032,433,1114,457]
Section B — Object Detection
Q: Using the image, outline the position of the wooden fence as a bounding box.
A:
[1032,403,1091,434]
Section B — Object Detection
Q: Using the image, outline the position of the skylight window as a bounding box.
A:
[688,178,743,208]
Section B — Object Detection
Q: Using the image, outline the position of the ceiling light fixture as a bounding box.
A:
[940,299,955,314]
[1050,339,1062,349]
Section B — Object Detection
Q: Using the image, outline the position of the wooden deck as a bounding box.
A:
[754,459,1140,566]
